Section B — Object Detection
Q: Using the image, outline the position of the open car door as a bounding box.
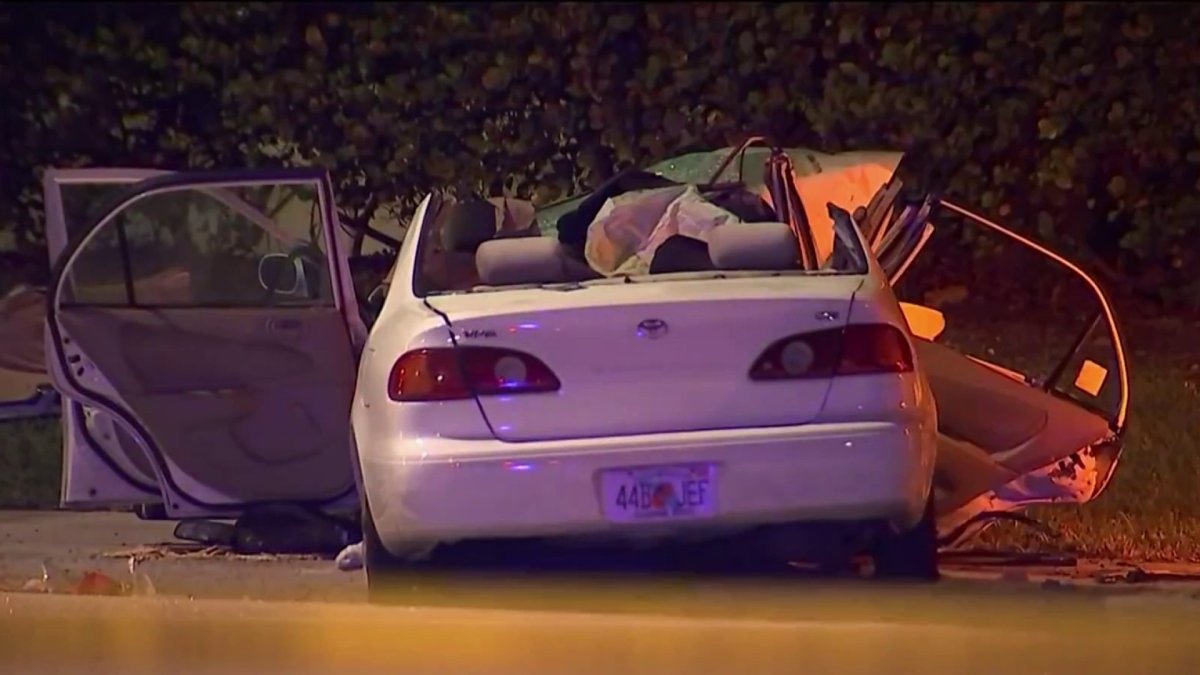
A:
[43,169,171,506]
[44,168,365,519]
[871,186,1130,546]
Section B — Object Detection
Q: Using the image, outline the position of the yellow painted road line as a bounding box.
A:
[3,588,1200,675]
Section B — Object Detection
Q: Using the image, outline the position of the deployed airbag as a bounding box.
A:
[584,185,742,276]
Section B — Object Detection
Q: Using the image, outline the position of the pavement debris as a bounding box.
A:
[1097,567,1200,585]
[335,542,364,571]
[20,559,155,597]
[173,504,359,557]
[939,549,1078,568]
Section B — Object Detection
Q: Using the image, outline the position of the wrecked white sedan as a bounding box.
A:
[36,140,1128,592]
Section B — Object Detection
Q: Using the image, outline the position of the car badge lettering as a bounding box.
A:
[461,329,497,339]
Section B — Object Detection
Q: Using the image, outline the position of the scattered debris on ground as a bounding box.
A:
[1097,566,1200,585]
[21,557,156,597]
[939,549,1200,590]
[171,504,359,556]
[98,543,326,564]
[940,549,1078,567]
[336,542,363,571]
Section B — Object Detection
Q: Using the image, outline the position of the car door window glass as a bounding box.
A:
[64,183,335,308]
[892,208,1125,426]
[59,183,139,247]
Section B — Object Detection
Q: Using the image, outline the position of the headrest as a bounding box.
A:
[441,199,500,253]
[476,237,572,286]
[649,235,714,274]
[707,222,799,270]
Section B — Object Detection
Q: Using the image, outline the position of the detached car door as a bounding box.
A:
[45,168,364,518]
[879,192,1130,543]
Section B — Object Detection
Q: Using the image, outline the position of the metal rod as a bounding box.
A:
[704,135,768,187]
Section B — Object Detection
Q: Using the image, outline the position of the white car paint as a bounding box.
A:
[38,151,1128,558]
[351,196,938,558]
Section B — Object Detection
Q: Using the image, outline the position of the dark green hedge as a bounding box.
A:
[2,2,1198,308]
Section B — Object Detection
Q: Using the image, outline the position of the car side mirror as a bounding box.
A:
[258,253,305,295]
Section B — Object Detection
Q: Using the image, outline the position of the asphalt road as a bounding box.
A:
[0,510,360,602]
[4,510,1200,675]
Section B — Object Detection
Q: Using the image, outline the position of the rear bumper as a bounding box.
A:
[359,420,936,557]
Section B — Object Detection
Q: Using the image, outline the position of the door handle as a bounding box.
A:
[266,318,304,336]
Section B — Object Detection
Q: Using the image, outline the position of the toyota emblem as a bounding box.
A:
[636,318,669,339]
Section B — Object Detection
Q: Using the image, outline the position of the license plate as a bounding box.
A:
[599,464,716,522]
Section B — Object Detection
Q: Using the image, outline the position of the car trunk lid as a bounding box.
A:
[425,275,863,442]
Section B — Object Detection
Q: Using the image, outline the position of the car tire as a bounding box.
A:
[360,493,410,603]
[871,494,940,582]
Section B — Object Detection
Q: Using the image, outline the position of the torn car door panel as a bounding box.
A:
[885,192,1128,545]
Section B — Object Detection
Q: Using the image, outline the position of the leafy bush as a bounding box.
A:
[2,2,1197,308]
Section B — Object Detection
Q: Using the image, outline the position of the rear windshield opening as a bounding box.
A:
[413,167,870,298]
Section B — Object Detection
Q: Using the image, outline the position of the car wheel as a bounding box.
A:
[871,495,940,582]
[360,493,411,603]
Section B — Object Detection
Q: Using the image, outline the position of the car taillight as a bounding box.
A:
[388,347,561,402]
[837,324,914,375]
[749,324,914,380]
